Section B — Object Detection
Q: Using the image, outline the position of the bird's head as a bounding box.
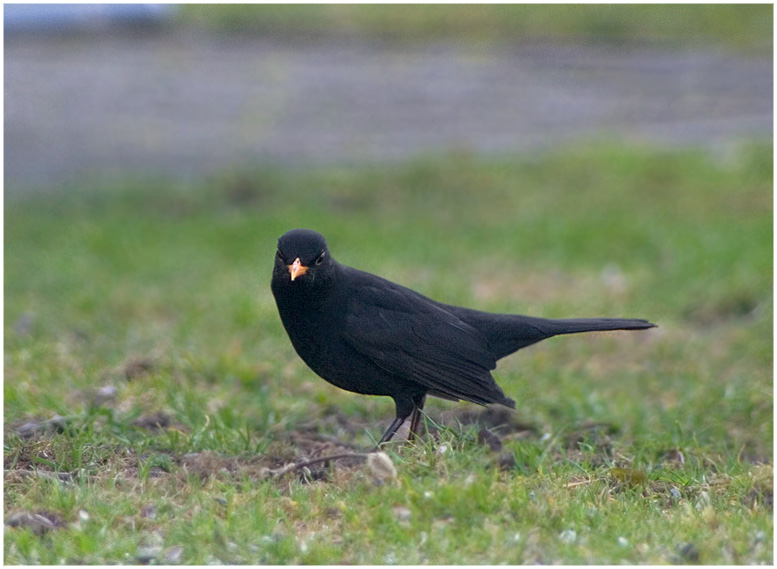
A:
[272,229,335,291]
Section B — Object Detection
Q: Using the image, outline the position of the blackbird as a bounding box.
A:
[271,228,656,444]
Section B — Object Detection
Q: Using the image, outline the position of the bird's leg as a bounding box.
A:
[378,396,416,446]
[377,416,407,445]
[406,408,420,442]
[407,394,427,442]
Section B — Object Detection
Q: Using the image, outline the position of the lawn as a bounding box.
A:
[180,4,772,54]
[4,143,772,563]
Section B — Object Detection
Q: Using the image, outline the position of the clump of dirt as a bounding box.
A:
[685,293,764,326]
[282,429,363,460]
[178,451,243,479]
[101,355,157,382]
[9,415,69,440]
[121,356,157,380]
[130,411,178,432]
[744,486,773,509]
[174,424,377,485]
[6,510,65,535]
[658,448,685,467]
[741,464,773,509]
[294,404,375,444]
[566,420,619,449]
[92,384,118,406]
[563,420,617,467]
[267,430,369,482]
[495,452,517,471]
[477,428,503,452]
[444,405,539,437]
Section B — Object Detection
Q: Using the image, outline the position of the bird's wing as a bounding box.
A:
[342,284,505,405]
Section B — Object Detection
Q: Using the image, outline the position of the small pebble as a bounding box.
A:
[94,385,117,405]
[6,511,62,534]
[165,546,184,564]
[559,529,577,544]
[367,452,397,480]
[497,452,516,470]
[477,428,502,451]
[14,420,42,439]
[677,542,700,563]
[695,491,711,510]
[617,536,628,547]
[140,504,157,519]
[136,546,162,563]
[393,505,412,523]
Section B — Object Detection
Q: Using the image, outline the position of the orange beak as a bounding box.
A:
[288,258,308,281]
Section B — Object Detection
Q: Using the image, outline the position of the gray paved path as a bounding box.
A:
[5,31,772,191]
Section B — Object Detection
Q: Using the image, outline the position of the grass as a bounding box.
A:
[179,4,773,54]
[4,142,773,563]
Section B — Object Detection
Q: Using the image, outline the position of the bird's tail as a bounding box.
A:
[453,309,656,360]
[538,317,656,335]
[499,315,656,358]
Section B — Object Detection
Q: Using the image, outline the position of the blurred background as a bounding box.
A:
[4,5,773,564]
[5,4,772,190]
[5,2,773,443]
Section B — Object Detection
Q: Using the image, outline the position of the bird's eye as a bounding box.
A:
[315,251,326,265]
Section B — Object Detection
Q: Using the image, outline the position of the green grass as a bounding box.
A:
[180,4,773,54]
[5,142,773,563]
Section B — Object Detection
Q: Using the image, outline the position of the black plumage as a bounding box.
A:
[271,228,655,444]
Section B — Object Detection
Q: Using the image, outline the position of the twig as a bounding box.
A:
[566,478,595,488]
[4,469,90,484]
[268,452,370,479]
